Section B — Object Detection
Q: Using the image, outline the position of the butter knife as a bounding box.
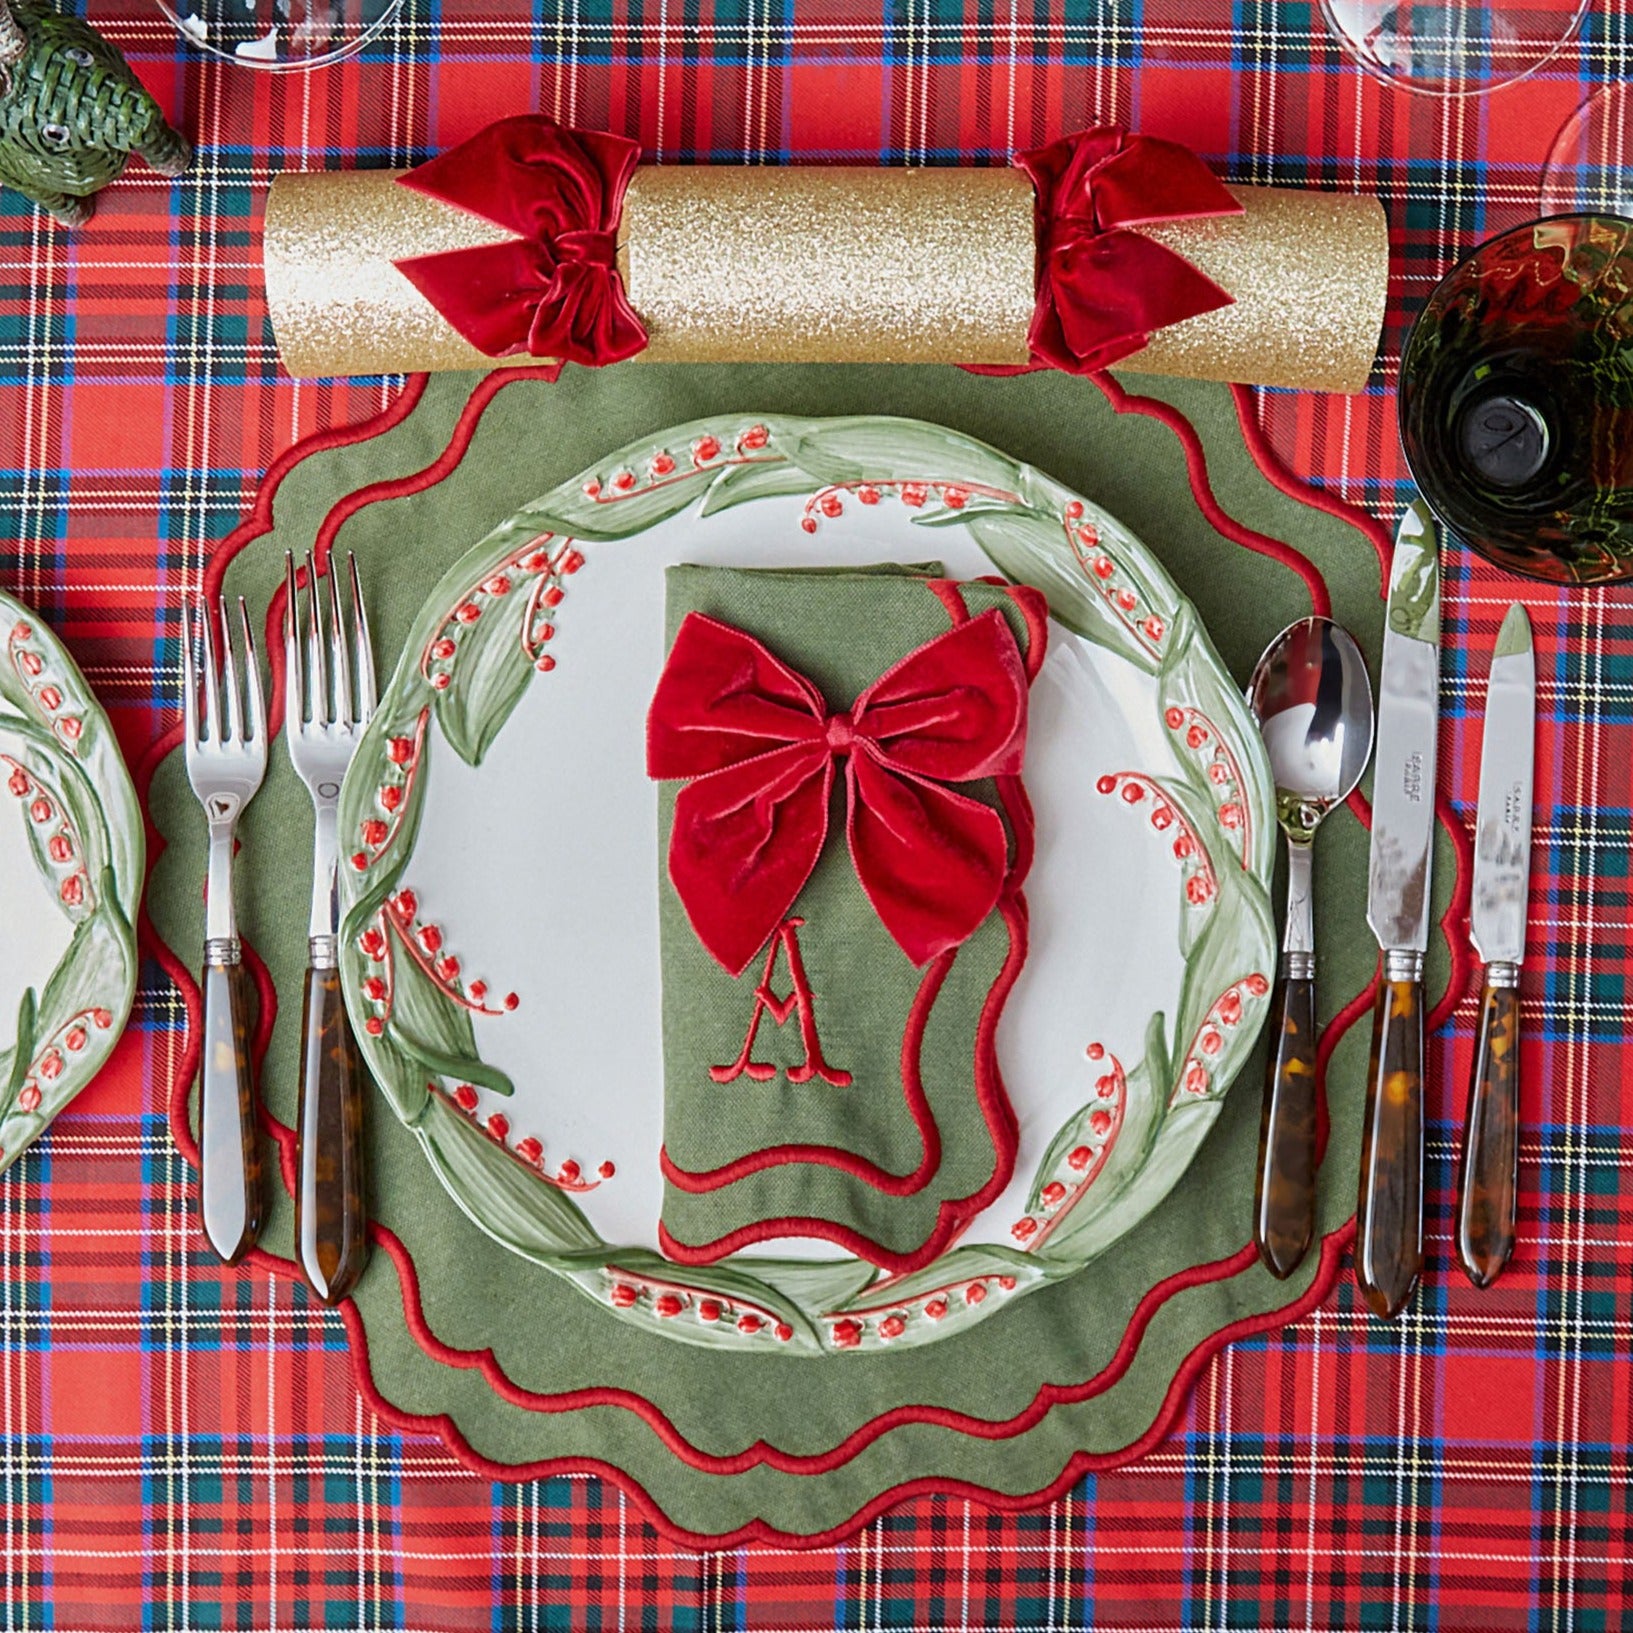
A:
[1455,604,1534,1288]
[1358,501,1440,1320]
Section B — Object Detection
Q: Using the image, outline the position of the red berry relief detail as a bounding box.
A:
[455,603,480,625]
[774,1323,793,1343]
[557,1160,581,1183]
[650,453,676,476]
[1095,775,1116,795]
[597,1160,616,1179]
[11,623,29,640]
[610,1283,638,1308]
[1165,707,1185,729]
[1066,500,1083,518]
[59,717,82,740]
[388,737,415,764]
[362,977,386,1001]
[1120,782,1144,804]
[418,925,443,954]
[486,1113,510,1140]
[998,1275,1017,1290]
[504,992,519,1011]
[1200,1029,1223,1056]
[390,887,414,916]
[468,981,488,1002]
[1085,1041,1104,1061]
[924,1298,948,1321]
[1041,1181,1067,1207]
[1185,1062,1209,1095]
[901,484,926,507]
[583,480,601,498]
[1217,990,1243,1025]
[432,674,451,691]
[536,655,557,673]
[59,876,82,907]
[64,1028,86,1052]
[432,639,456,660]
[879,1314,906,1339]
[613,470,636,491]
[800,518,818,534]
[655,1293,683,1318]
[30,799,51,823]
[693,436,721,462]
[542,586,564,607]
[484,576,512,597]
[1096,1073,1117,1098]
[436,957,460,982]
[359,928,385,957]
[93,1009,112,1029]
[7,769,28,796]
[1092,556,1115,579]
[18,1085,40,1112]
[38,686,61,711]
[1068,1146,1092,1170]
[1220,803,1242,829]
[736,1314,762,1335]
[1144,618,1165,641]
[819,493,843,517]
[1011,1216,1038,1242]
[857,486,880,504]
[1245,973,1270,997]
[47,836,71,863]
[361,820,388,846]
[965,1281,988,1305]
[1089,1109,1112,1135]
[562,551,585,574]
[831,1320,862,1348]
[364,1018,384,1036]
[453,1083,479,1111]
[942,487,967,509]
[740,425,768,449]
[698,1299,722,1323]
[516,1137,542,1163]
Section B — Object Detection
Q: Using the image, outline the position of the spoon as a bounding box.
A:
[1247,617,1374,1279]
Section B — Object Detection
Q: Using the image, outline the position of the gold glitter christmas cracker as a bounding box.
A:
[264,165,1387,392]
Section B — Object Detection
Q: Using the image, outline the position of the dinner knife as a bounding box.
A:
[1357,500,1441,1320]
[1455,604,1534,1288]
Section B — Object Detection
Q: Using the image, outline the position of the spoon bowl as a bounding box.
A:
[1247,617,1374,1277]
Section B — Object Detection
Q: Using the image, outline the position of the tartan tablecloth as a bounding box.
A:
[1,0,1629,1623]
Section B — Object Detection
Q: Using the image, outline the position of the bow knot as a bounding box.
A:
[392,116,648,374]
[648,607,1035,976]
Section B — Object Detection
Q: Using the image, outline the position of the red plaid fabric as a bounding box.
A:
[1,0,1628,1624]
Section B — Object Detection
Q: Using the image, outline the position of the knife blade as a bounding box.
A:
[1455,604,1534,1288]
[1357,500,1441,1319]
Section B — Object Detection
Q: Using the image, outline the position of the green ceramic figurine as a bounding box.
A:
[0,0,189,226]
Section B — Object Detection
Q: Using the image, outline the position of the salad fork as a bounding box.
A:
[285,551,375,1304]
[183,595,267,1265]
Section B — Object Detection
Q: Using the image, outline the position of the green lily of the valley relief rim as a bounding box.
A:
[335,415,1277,1355]
[0,592,142,1173]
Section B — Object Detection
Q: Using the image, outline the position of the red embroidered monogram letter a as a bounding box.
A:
[709,918,852,1086]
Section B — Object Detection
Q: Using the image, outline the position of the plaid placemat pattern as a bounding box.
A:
[1,0,1629,1624]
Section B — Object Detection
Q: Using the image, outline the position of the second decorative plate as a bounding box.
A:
[336,414,1276,1354]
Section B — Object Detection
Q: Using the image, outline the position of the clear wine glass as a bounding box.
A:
[156,0,402,69]
[1320,0,1586,96]
[1541,85,1633,215]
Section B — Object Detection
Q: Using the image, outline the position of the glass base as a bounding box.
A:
[157,0,403,70]
[1542,84,1633,216]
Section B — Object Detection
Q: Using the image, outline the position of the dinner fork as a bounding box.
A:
[285,551,375,1304]
[183,595,267,1265]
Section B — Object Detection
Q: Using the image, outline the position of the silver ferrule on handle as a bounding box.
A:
[307,795,341,943]
[204,816,240,947]
[1484,959,1520,990]
[1281,836,1315,962]
[1383,947,1425,982]
[309,933,339,970]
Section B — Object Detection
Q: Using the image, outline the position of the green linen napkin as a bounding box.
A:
[654,564,1045,1269]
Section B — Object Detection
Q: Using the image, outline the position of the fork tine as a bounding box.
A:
[199,594,224,744]
[304,551,330,727]
[182,601,200,747]
[219,600,243,744]
[284,552,303,728]
[239,598,265,748]
[349,553,376,722]
[330,552,353,729]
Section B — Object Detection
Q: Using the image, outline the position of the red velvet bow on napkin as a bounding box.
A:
[984,125,1245,376]
[392,116,648,373]
[648,609,1031,977]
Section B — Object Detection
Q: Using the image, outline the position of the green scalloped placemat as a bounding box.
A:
[147,362,1458,1546]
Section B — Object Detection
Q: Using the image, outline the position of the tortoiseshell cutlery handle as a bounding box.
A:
[295,956,369,1304]
[1254,963,1318,1279]
[198,945,264,1264]
[1355,958,1424,1320]
[1456,968,1520,1289]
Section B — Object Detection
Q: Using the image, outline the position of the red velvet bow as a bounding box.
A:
[393,116,648,373]
[982,125,1244,376]
[648,610,1031,977]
